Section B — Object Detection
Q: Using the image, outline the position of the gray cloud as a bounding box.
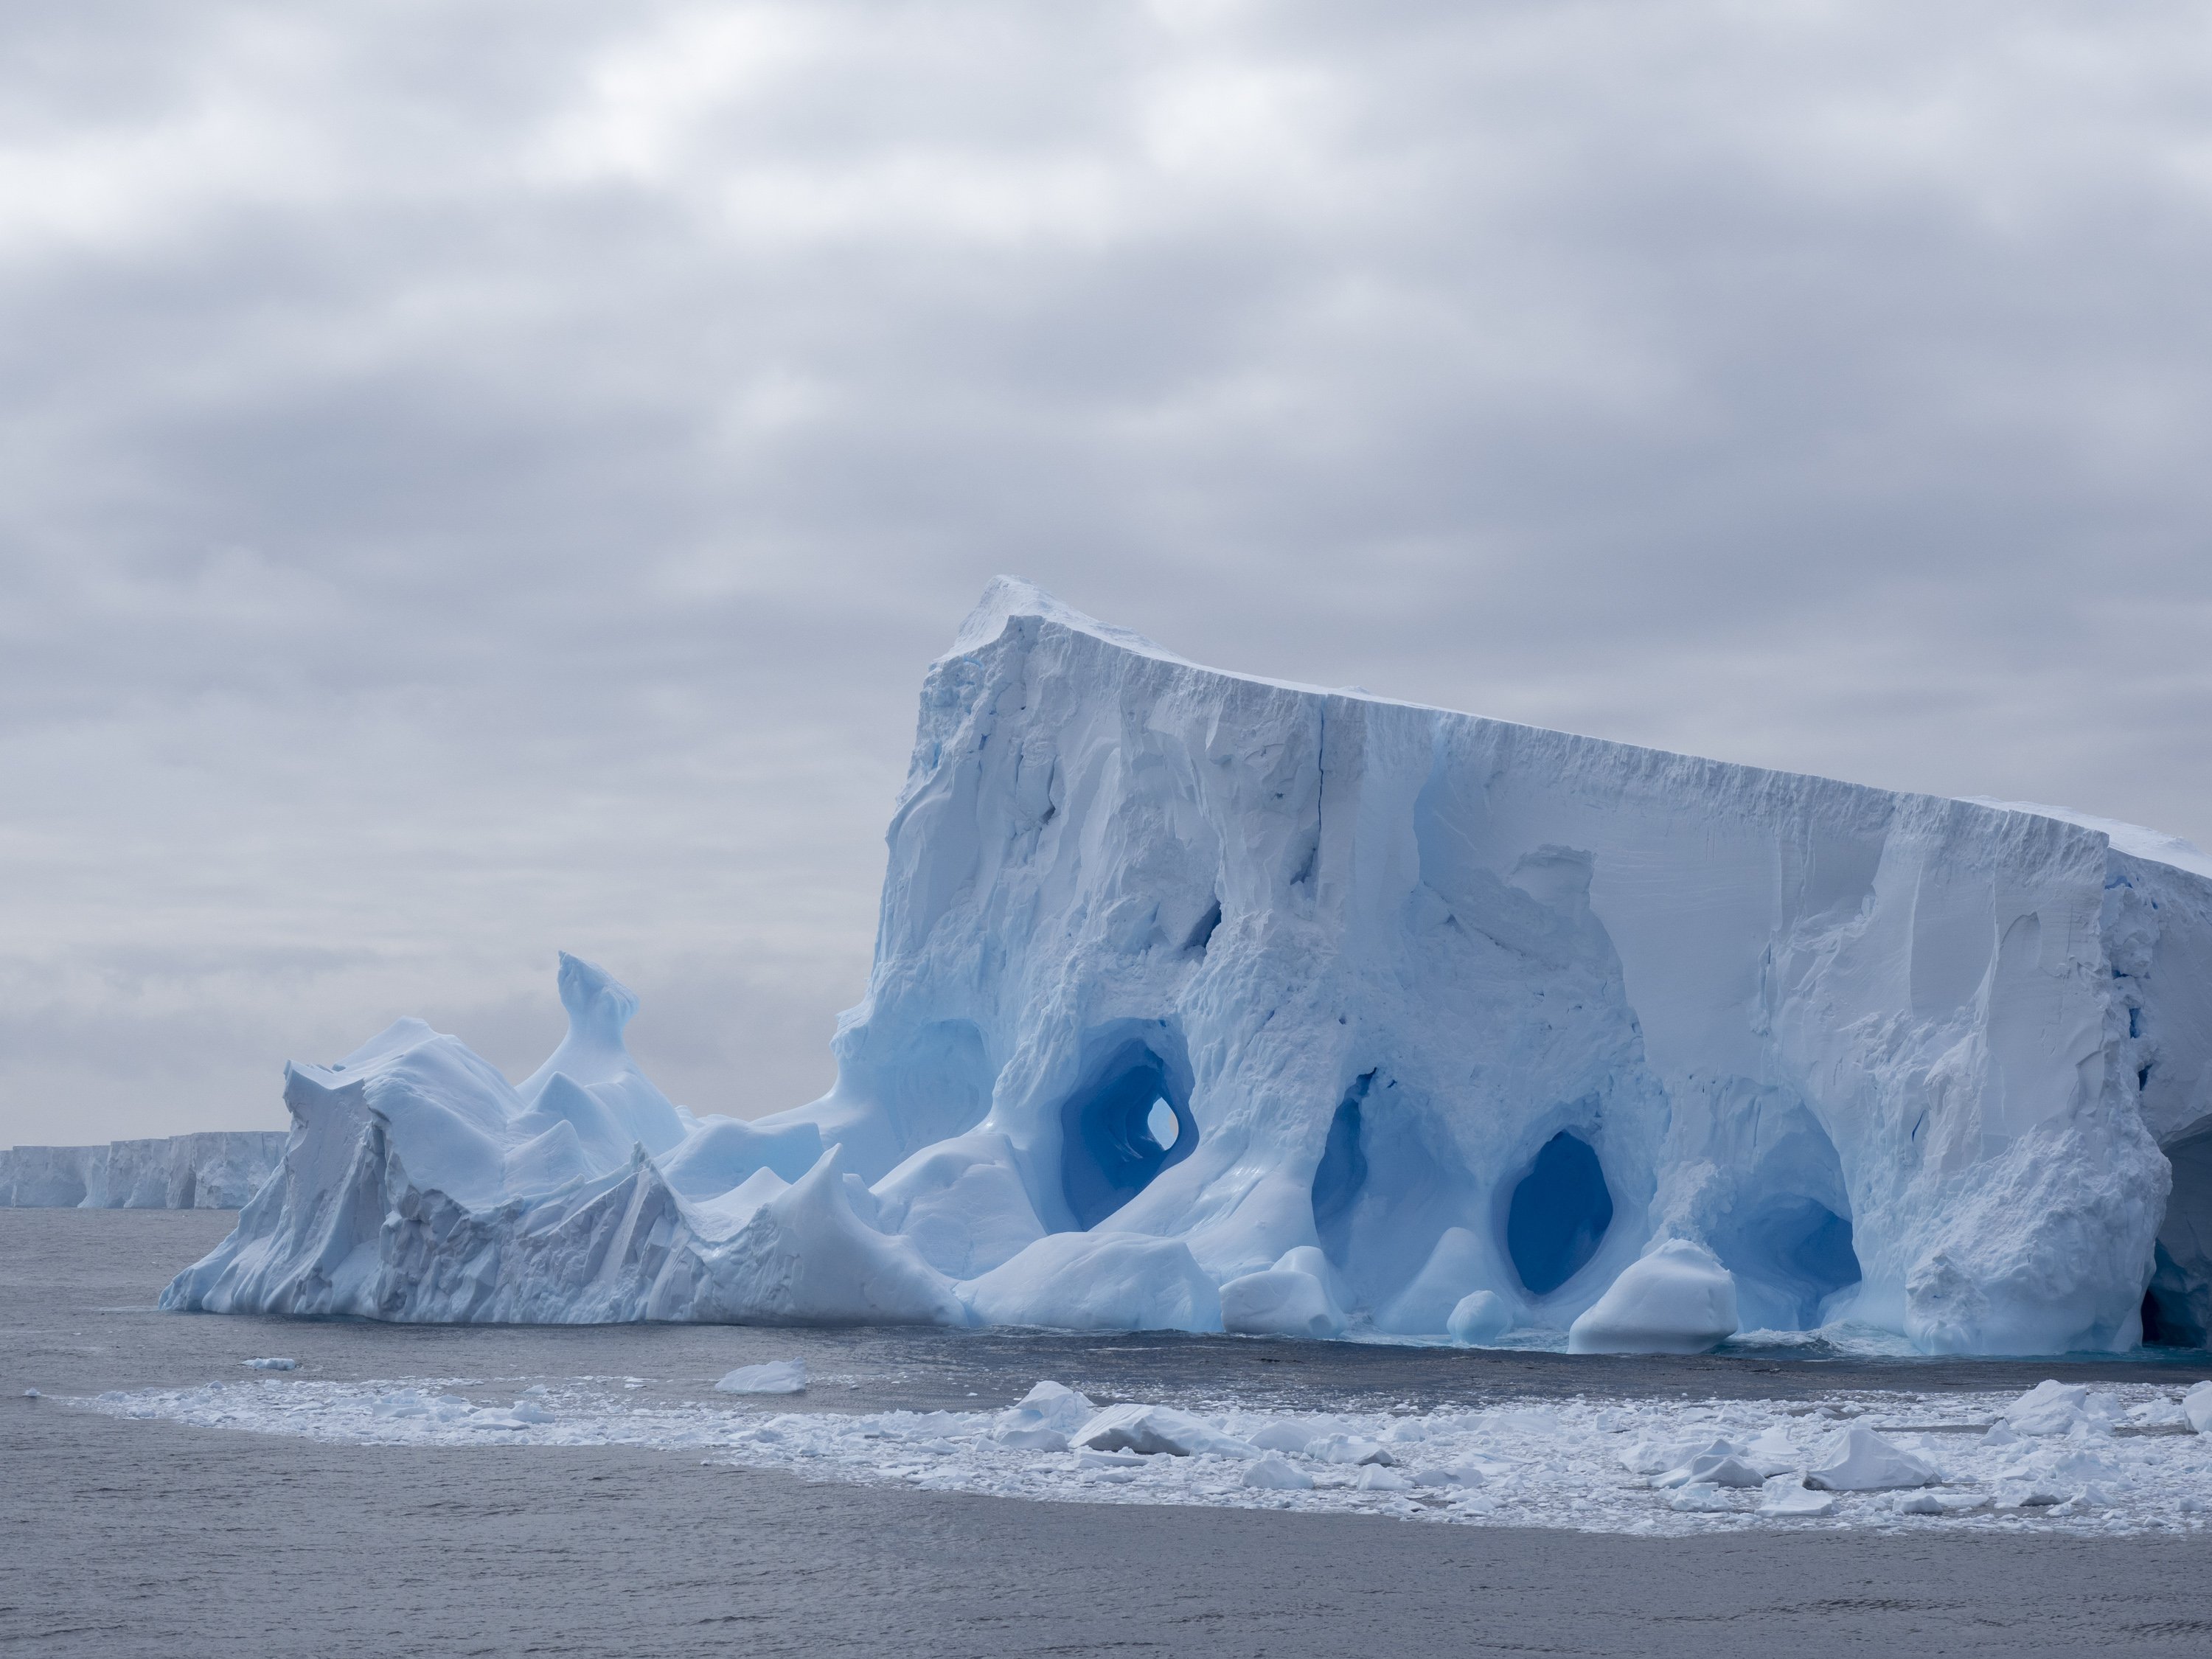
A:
[4,0,2210,1143]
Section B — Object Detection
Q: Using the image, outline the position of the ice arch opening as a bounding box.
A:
[1724,1197,1860,1329]
[1058,1034,1196,1230]
[1707,1104,1862,1329]
[1310,1075,1373,1266]
[1506,1131,1613,1297]
[2143,1127,2212,1348]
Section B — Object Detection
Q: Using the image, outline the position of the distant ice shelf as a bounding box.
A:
[162,578,2212,1355]
[1,1132,285,1209]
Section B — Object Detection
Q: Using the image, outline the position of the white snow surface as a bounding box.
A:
[77,1374,2212,1538]
[162,578,2212,1355]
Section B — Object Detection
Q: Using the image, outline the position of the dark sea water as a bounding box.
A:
[6,1208,2211,1658]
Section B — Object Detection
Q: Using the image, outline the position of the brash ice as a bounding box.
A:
[164,580,2212,1355]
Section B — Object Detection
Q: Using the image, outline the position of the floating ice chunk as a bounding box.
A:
[2003,1380,2096,1436]
[961,1233,1222,1333]
[1413,1463,1489,1489]
[1567,1241,1739,1355]
[1074,1449,1144,1469]
[1071,1404,1258,1459]
[1899,1491,1988,1516]
[1486,1406,1559,1436]
[1219,1267,1346,1338]
[2185,1381,2212,1434]
[990,1381,1096,1450]
[1445,1290,1513,1346]
[1308,1433,1398,1467]
[1758,1477,1839,1517]
[244,1357,297,1371]
[1247,1421,1317,1454]
[1805,1427,1938,1491]
[1656,1453,1767,1490]
[1743,1427,1801,1477]
[507,1399,555,1424]
[474,1410,535,1431]
[1981,1422,2023,1447]
[1624,1436,1739,1478]
[1012,1380,1096,1427]
[2046,1448,2124,1487]
[21,1388,40,1399]
[1242,1453,1314,1490]
[1355,1465,1415,1492]
[715,1360,808,1395]
[1668,1484,1742,1513]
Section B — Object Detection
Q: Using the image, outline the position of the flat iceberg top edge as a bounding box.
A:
[958,576,2212,890]
[164,580,2212,1358]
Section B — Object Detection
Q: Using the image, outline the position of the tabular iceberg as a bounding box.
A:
[164,579,2212,1355]
[3,1133,286,1209]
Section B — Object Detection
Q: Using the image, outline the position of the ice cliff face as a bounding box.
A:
[2,1132,286,1208]
[164,580,2212,1354]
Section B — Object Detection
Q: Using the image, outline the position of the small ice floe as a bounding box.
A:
[1899,1491,1987,1516]
[715,1360,807,1396]
[2185,1381,2212,1435]
[1757,1476,1837,1517]
[477,1399,557,1429]
[1653,1450,1766,1491]
[2000,1380,2124,1437]
[1354,1465,1415,1492]
[1805,1427,1938,1492]
[1622,1435,1735,1479]
[1567,1240,1739,1356]
[1248,1420,1318,1454]
[1413,1463,1489,1489]
[1446,1290,1512,1346]
[1742,1426,1801,1477]
[244,1357,298,1371]
[21,1388,41,1399]
[1669,1484,1747,1513]
[989,1382,1095,1451]
[1070,1404,1258,1459]
[371,1391,476,1422]
[1242,1453,1314,1490]
[1307,1433,1398,1467]
[1218,1256,1348,1338]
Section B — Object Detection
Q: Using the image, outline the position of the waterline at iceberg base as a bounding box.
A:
[165,580,2212,1357]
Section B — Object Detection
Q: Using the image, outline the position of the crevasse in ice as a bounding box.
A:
[163,579,2212,1355]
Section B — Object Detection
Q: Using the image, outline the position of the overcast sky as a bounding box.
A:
[4,0,2209,1147]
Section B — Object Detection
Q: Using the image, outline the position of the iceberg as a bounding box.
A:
[164,578,2212,1356]
[1,1132,286,1208]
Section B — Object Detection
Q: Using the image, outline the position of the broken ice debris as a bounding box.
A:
[715,1360,807,1395]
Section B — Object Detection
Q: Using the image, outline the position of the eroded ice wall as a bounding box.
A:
[165,580,2211,1354]
[1,1132,287,1208]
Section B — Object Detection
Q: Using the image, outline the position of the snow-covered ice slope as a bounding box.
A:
[164,579,2212,1354]
[1,1133,286,1208]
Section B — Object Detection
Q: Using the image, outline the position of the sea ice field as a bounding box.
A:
[16,1210,2212,1659]
[77,1360,2212,1540]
